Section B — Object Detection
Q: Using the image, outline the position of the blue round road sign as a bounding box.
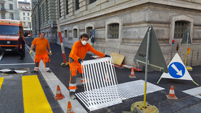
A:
[168,62,185,78]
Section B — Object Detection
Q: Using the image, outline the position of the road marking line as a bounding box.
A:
[0,77,4,90]
[0,52,4,61]
[183,86,201,99]
[22,75,53,113]
[0,63,35,66]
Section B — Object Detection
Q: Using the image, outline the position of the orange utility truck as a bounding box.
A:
[0,19,24,54]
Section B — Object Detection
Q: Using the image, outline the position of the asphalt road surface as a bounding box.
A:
[1,37,200,113]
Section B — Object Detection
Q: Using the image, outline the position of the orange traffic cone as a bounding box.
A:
[67,101,74,113]
[55,85,65,100]
[166,85,178,100]
[129,68,136,78]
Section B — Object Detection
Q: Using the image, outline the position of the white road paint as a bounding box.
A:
[0,63,35,66]
[0,69,12,72]
[0,52,4,61]
[183,87,201,99]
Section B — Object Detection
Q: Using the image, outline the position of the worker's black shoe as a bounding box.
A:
[46,69,52,73]
[31,70,38,73]
[70,92,76,100]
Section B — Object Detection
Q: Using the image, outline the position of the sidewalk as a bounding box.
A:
[25,38,201,113]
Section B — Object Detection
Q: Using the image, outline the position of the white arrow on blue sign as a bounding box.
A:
[168,62,185,78]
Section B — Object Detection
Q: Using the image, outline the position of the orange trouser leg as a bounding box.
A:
[41,54,50,71]
[34,55,42,71]
[69,58,79,92]
[77,64,85,84]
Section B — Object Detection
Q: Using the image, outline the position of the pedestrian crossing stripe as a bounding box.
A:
[0,77,4,90]
[22,75,53,113]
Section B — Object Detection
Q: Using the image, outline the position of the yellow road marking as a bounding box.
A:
[22,75,53,113]
[0,77,4,90]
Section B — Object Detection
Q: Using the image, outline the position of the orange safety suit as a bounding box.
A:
[32,37,50,71]
[69,40,105,92]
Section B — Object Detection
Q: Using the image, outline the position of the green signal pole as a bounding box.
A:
[143,27,151,107]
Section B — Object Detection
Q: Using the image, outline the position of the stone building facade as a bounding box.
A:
[0,0,19,20]
[31,0,201,66]
[18,1,32,36]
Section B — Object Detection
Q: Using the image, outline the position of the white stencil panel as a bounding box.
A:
[78,58,122,111]
[118,80,164,100]
[76,80,164,110]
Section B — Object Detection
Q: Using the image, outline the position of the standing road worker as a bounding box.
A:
[69,33,110,99]
[29,32,52,73]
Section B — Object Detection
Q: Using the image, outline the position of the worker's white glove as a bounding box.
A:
[49,51,52,55]
[29,50,33,55]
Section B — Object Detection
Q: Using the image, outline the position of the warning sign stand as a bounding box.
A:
[157,53,199,86]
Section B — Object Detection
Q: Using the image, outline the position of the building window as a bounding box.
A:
[42,4,45,24]
[59,0,61,17]
[86,27,93,37]
[26,6,29,9]
[75,0,79,10]
[46,0,49,21]
[21,6,25,8]
[27,13,29,16]
[28,22,31,27]
[108,23,119,39]
[23,12,25,16]
[89,0,96,4]
[27,17,30,20]
[23,17,25,20]
[9,4,13,10]
[174,21,189,39]
[1,14,5,19]
[73,29,78,38]
[10,13,14,19]
[66,0,69,14]
[65,30,68,38]
[1,3,5,9]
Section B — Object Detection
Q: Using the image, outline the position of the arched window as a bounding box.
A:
[73,29,78,38]
[174,21,189,39]
[108,23,119,39]
[65,30,68,38]
[86,27,93,37]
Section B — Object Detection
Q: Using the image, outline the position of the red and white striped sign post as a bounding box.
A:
[57,20,69,66]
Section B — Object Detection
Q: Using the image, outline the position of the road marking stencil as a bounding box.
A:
[0,77,4,90]
[22,75,53,113]
[79,57,122,111]
[76,80,164,110]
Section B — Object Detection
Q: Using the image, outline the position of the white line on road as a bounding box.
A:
[0,63,35,66]
[0,52,4,61]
